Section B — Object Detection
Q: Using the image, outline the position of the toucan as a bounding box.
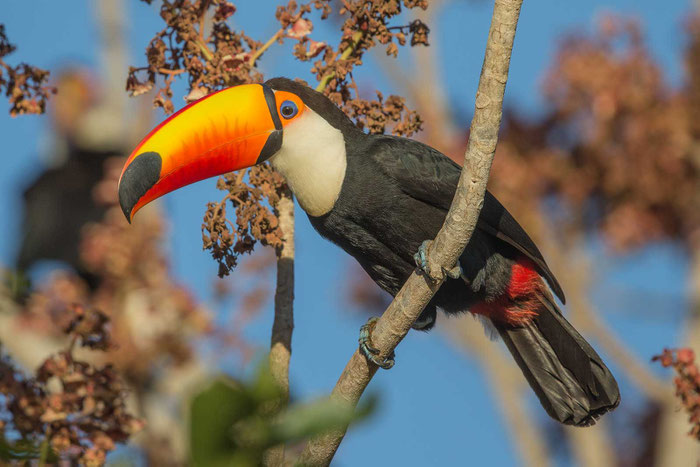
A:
[118,78,620,426]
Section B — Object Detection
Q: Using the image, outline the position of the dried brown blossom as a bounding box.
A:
[78,160,213,383]
[1,153,220,463]
[303,0,429,136]
[127,0,264,113]
[202,164,287,277]
[0,306,143,464]
[0,24,55,116]
[489,14,700,251]
[653,348,700,441]
[129,1,430,275]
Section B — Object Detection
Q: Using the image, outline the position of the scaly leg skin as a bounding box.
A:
[413,240,464,280]
[359,317,395,370]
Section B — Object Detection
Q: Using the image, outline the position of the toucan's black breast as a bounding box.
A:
[307,136,512,313]
[118,151,162,222]
[306,133,564,317]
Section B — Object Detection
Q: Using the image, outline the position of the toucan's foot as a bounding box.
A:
[359,317,395,370]
[413,240,431,274]
[413,240,463,281]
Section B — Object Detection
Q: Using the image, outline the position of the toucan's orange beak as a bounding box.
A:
[118,83,302,222]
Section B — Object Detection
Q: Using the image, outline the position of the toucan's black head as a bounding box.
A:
[265,78,361,135]
[117,78,359,221]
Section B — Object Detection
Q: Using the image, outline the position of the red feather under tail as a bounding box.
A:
[471,257,547,326]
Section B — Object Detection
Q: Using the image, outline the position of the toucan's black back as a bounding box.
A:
[271,77,620,426]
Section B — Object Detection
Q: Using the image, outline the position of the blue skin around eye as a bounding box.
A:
[280,100,298,119]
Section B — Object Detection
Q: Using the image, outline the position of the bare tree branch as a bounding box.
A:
[564,423,616,467]
[298,0,524,464]
[654,250,700,467]
[264,191,295,467]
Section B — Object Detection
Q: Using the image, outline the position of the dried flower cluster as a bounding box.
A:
[0,24,55,116]
[0,305,143,465]
[126,0,263,113]
[653,348,700,440]
[1,156,219,463]
[130,0,430,274]
[77,157,213,382]
[490,15,699,251]
[203,165,288,277]
[296,0,429,136]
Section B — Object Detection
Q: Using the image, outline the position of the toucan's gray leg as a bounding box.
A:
[413,240,463,280]
[359,317,395,370]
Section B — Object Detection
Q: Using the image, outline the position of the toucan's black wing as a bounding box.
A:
[371,135,565,303]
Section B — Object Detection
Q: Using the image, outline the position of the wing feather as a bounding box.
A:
[371,135,565,303]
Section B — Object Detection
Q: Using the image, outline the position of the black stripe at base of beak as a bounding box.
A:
[262,83,283,130]
[118,151,162,223]
[258,83,284,164]
[256,130,283,164]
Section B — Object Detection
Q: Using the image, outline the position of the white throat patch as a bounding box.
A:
[269,108,347,217]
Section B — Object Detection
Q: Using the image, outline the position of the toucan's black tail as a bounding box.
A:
[496,295,620,426]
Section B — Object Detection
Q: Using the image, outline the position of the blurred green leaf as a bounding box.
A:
[0,435,57,462]
[2,268,31,304]
[189,362,377,466]
[270,394,378,444]
[190,377,257,467]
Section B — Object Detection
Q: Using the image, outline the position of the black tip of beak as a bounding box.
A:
[118,152,162,223]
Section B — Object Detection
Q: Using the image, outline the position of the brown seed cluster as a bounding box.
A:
[653,348,700,441]
[126,0,263,113]
[78,157,213,381]
[129,0,430,275]
[0,24,55,116]
[303,0,429,136]
[202,164,288,277]
[0,305,144,465]
[0,155,219,463]
[489,15,699,252]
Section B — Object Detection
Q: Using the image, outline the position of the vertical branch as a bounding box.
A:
[654,249,700,466]
[93,0,127,130]
[564,424,616,467]
[264,190,295,467]
[298,0,524,464]
[270,191,295,395]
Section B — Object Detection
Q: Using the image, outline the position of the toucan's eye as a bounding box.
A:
[280,100,298,119]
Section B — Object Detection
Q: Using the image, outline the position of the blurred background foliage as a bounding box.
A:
[0,0,698,466]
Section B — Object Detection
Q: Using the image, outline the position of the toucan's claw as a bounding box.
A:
[414,240,430,274]
[446,263,464,280]
[414,240,464,281]
[359,317,395,370]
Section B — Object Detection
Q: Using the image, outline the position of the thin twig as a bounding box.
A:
[249,29,285,66]
[298,0,524,464]
[315,31,364,93]
[158,68,185,76]
[197,39,213,61]
[198,0,209,42]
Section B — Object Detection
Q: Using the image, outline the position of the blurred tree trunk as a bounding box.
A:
[445,318,552,467]
[654,249,700,466]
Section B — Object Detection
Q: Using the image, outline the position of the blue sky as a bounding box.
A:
[0,1,693,466]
